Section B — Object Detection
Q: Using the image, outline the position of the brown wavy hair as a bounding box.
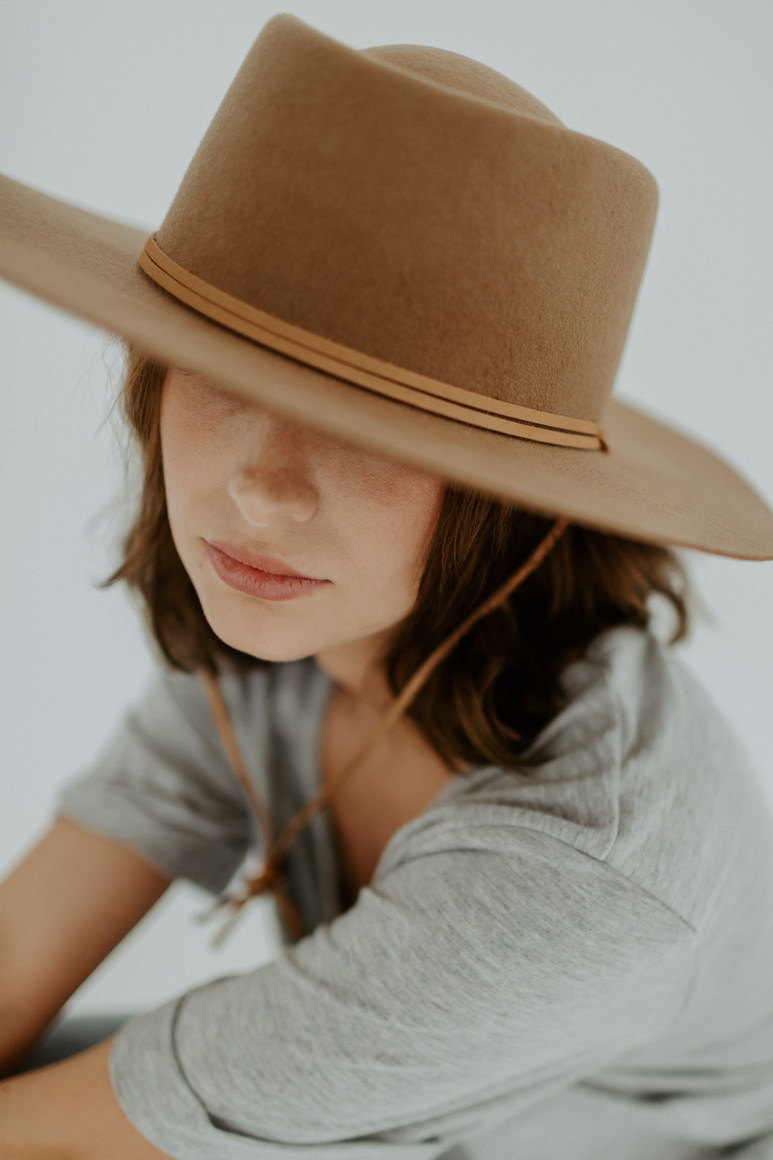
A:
[107,345,689,772]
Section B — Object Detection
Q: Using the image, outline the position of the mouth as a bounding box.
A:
[207,541,324,581]
[205,541,330,601]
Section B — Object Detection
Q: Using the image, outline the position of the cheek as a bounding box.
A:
[160,408,192,535]
[160,392,220,526]
[348,474,445,596]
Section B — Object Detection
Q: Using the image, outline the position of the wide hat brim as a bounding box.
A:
[2,173,773,561]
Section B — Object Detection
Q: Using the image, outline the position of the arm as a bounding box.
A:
[0,810,696,1157]
[105,823,696,1158]
[0,1037,172,1159]
[0,816,171,1077]
[0,668,259,1155]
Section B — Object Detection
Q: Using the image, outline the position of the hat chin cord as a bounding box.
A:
[198,516,569,946]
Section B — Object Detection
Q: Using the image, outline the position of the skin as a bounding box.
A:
[162,366,447,702]
[0,366,449,1157]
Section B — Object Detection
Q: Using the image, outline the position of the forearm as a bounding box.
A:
[0,1037,172,1159]
[0,818,172,1075]
[0,1002,49,1080]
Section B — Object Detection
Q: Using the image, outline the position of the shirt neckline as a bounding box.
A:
[306,660,473,908]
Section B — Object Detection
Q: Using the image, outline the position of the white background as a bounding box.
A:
[1,1,771,1016]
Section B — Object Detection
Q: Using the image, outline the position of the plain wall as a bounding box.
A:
[1,0,771,1016]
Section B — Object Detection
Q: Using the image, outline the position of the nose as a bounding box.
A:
[227,413,319,528]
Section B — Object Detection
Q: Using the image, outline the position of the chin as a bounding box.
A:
[230,638,318,664]
[201,593,320,664]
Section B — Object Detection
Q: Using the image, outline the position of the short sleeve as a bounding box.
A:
[108,811,697,1159]
[55,667,259,894]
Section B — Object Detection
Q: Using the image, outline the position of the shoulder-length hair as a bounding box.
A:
[108,346,689,772]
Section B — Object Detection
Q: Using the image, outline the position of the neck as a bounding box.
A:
[314,628,395,710]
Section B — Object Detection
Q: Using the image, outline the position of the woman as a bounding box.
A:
[1,14,773,1159]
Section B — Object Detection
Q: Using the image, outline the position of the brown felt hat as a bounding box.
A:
[1,13,772,559]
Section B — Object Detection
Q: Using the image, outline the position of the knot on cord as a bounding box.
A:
[244,858,282,897]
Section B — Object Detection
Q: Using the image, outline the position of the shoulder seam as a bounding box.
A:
[388,816,699,937]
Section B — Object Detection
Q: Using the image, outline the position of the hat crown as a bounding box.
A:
[157,14,658,423]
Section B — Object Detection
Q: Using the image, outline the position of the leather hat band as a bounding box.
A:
[140,235,607,452]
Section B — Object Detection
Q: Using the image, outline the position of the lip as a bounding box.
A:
[207,542,322,580]
[205,541,329,602]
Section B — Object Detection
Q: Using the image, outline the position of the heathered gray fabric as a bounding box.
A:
[56,627,773,1160]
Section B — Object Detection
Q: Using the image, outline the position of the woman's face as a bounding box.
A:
[160,367,446,679]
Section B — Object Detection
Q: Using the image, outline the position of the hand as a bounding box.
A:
[0,1037,172,1159]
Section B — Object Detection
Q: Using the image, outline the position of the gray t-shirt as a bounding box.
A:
[56,627,773,1160]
